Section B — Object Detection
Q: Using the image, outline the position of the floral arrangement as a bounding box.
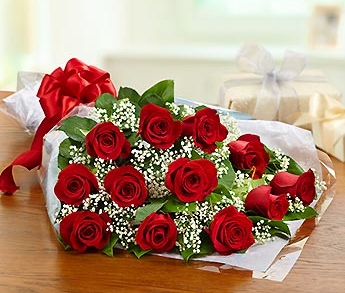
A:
[1,58,326,261]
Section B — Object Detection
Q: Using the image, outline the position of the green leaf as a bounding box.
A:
[58,155,69,170]
[59,138,72,158]
[161,197,196,213]
[128,244,151,259]
[198,234,214,256]
[180,232,214,261]
[269,228,291,240]
[194,105,207,111]
[251,178,266,188]
[118,86,141,104]
[95,93,116,115]
[138,93,164,107]
[213,184,232,197]
[218,159,235,188]
[102,233,119,257]
[57,234,71,251]
[268,220,291,237]
[180,247,195,261]
[265,146,304,175]
[59,116,97,141]
[287,158,304,175]
[249,216,291,238]
[125,131,139,145]
[283,206,318,221]
[206,192,224,204]
[191,149,202,160]
[141,80,174,104]
[135,200,167,221]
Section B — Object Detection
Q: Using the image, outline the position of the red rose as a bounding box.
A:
[182,107,228,153]
[138,103,182,149]
[104,165,148,208]
[135,212,177,253]
[60,211,111,253]
[245,185,289,220]
[207,206,255,255]
[54,164,98,205]
[270,169,316,206]
[38,58,116,121]
[86,122,131,160]
[165,158,218,203]
[227,134,269,179]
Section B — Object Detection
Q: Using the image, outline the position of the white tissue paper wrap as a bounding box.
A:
[2,71,45,133]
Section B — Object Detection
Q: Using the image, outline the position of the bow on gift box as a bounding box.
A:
[294,92,345,148]
[0,58,116,194]
[228,44,308,120]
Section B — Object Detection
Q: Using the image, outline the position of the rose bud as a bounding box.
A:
[228,134,269,179]
[270,169,316,206]
[245,185,289,220]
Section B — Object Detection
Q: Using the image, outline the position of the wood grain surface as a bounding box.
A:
[0,91,344,293]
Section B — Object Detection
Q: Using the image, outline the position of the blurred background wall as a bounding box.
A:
[1,0,344,104]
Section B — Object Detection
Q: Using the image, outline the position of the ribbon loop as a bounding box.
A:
[277,50,307,81]
[294,92,345,147]
[235,44,308,120]
[236,44,275,75]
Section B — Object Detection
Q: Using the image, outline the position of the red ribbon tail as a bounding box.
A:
[0,117,55,195]
[0,166,19,194]
[0,149,42,195]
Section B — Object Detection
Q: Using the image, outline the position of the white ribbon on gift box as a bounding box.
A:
[222,44,327,120]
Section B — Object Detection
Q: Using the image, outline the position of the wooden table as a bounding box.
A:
[0,91,344,293]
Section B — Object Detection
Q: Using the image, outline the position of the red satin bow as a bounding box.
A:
[0,58,117,194]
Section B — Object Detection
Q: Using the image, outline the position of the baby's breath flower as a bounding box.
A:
[110,98,139,132]
[219,112,241,144]
[252,220,274,244]
[312,168,327,196]
[68,145,91,165]
[94,157,116,182]
[166,102,195,119]
[233,170,249,188]
[174,202,212,254]
[55,204,79,223]
[272,148,290,171]
[105,200,137,249]
[288,196,306,213]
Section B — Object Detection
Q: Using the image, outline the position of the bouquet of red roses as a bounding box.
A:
[1,59,326,263]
